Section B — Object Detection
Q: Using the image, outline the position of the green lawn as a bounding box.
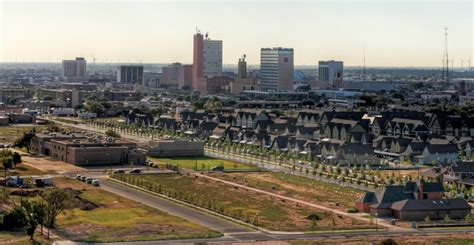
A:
[54,177,221,243]
[148,156,259,171]
[115,173,373,232]
[213,172,364,211]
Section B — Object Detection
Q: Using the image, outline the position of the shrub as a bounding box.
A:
[2,206,27,231]
[306,213,321,221]
[347,207,358,213]
[380,238,397,245]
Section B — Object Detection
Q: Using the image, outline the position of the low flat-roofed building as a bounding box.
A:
[0,87,29,104]
[61,82,98,91]
[30,131,145,166]
[147,140,204,157]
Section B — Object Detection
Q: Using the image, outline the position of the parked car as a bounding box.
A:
[91,179,100,186]
[81,176,87,182]
[76,174,82,180]
[211,165,224,172]
[128,169,141,174]
[86,177,93,184]
[6,176,23,187]
[113,169,125,174]
[35,177,53,187]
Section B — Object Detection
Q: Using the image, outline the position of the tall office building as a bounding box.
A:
[192,31,223,93]
[260,48,294,91]
[319,60,343,88]
[178,64,193,89]
[161,63,181,87]
[192,32,204,91]
[117,65,144,84]
[62,57,87,82]
[238,55,247,79]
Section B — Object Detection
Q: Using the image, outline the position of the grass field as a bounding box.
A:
[149,156,259,171]
[2,163,47,176]
[0,231,33,244]
[54,177,221,243]
[121,173,373,232]
[0,125,46,144]
[212,172,363,211]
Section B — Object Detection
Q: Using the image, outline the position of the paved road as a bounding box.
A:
[99,178,254,234]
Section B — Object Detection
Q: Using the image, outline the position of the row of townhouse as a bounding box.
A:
[129,108,473,166]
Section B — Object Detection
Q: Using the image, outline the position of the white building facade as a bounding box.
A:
[203,38,222,78]
[260,48,294,92]
[319,60,343,88]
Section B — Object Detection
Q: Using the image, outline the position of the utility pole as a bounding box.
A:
[363,42,366,82]
[442,27,450,84]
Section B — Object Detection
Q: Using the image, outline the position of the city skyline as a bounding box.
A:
[1,0,473,67]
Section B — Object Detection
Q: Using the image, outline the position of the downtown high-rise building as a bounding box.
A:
[319,60,343,88]
[192,31,223,93]
[161,63,182,87]
[237,55,247,79]
[260,48,294,91]
[62,57,87,82]
[178,64,193,89]
[117,65,144,84]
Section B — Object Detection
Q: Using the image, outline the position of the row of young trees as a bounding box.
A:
[207,140,413,188]
[112,174,261,226]
[1,188,71,240]
[86,120,182,139]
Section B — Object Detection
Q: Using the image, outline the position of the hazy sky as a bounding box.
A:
[1,0,473,67]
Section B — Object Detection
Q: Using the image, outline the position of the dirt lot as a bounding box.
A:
[122,173,375,232]
[212,172,363,211]
[16,151,85,174]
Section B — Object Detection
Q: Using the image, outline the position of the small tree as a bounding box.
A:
[424,215,431,223]
[44,189,72,239]
[444,214,452,223]
[307,213,320,228]
[3,157,13,180]
[12,152,22,167]
[465,214,474,223]
[21,199,46,240]
[105,129,121,138]
[14,131,34,152]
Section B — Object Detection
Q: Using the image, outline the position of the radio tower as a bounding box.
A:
[442,27,450,84]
